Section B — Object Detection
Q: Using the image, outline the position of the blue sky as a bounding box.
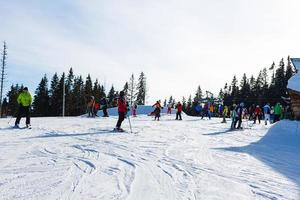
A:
[1,0,300,103]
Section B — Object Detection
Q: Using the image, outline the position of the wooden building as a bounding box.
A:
[288,58,300,120]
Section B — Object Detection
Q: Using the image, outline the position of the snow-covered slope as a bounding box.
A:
[0,116,299,200]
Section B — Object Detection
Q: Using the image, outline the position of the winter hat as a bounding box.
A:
[23,87,28,91]
[120,91,125,96]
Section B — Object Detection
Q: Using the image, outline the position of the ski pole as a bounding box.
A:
[8,115,14,125]
[127,114,133,133]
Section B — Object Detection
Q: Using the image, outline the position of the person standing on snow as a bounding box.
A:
[221,105,228,123]
[253,105,262,124]
[15,87,32,128]
[152,100,162,121]
[101,97,109,117]
[167,103,172,114]
[230,104,237,129]
[263,103,271,125]
[274,102,282,123]
[234,102,244,129]
[175,102,183,120]
[132,103,137,117]
[87,96,95,117]
[115,91,127,131]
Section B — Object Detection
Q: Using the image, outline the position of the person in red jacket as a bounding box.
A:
[115,91,127,131]
[175,102,183,120]
[253,105,262,124]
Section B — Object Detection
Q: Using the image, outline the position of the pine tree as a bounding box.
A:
[7,84,23,116]
[0,41,7,117]
[123,82,129,99]
[32,75,50,116]
[73,76,85,115]
[136,72,147,105]
[49,73,60,116]
[182,96,187,112]
[85,74,93,99]
[231,76,239,103]
[193,85,203,105]
[239,73,250,105]
[65,68,75,116]
[107,85,117,107]
[128,74,137,106]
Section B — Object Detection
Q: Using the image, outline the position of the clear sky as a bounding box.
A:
[1,0,300,103]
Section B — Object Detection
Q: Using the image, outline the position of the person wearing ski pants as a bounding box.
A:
[15,87,32,128]
[175,102,183,120]
[116,91,127,130]
[263,103,271,125]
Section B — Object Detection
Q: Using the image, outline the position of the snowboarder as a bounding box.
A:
[115,91,127,131]
[101,98,109,117]
[263,103,271,125]
[152,100,162,121]
[175,102,183,120]
[274,102,282,123]
[15,87,32,128]
[253,105,262,124]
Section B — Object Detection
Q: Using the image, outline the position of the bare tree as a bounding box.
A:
[0,41,7,118]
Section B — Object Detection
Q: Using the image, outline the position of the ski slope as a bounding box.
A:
[0,115,300,200]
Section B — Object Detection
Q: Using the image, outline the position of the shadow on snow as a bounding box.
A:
[216,120,300,192]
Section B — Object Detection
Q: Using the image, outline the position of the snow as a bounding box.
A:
[288,58,300,92]
[0,115,300,200]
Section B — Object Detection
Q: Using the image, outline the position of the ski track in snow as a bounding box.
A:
[0,116,299,200]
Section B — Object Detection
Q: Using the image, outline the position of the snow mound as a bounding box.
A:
[288,58,300,92]
[97,105,179,117]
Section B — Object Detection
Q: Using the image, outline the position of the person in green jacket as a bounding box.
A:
[274,102,282,123]
[15,87,32,128]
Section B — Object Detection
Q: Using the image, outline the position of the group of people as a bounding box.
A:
[10,87,287,132]
[229,102,284,130]
[87,96,109,118]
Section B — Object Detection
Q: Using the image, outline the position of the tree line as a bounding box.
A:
[164,56,297,116]
[2,68,147,117]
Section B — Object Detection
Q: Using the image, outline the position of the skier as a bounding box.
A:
[94,102,100,117]
[175,102,183,120]
[115,91,127,131]
[132,103,137,117]
[263,103,271,125]
[152,100,162,121]
[274,102,282,123]
[167,103,172,114]
[221,105,228,123]
[234,102,244,129]
[101,97,109,117]
[15,87,32,128]
[230,104,237,129]
[253,105,262,124]
[87,96,95,117]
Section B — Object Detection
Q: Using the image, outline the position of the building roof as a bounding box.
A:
[288,58,300,92]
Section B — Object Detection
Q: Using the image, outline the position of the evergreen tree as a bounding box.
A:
[32,75,50,116]
[239,73,250,105]
[182,96,187,113]
[136,72,147,105]
[193,85,203,105]
[128,74,137,106]
[230,76,239,103]
[65,68,75,116]
[73,76,85,115]
[85,74,93,100]
[49,73,60,116]
[123,82,129,99]
[186,95,192,115]
[107,85,117,107]
[7,84,23,116]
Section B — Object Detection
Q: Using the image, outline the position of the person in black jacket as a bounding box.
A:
[101,98,109,117]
